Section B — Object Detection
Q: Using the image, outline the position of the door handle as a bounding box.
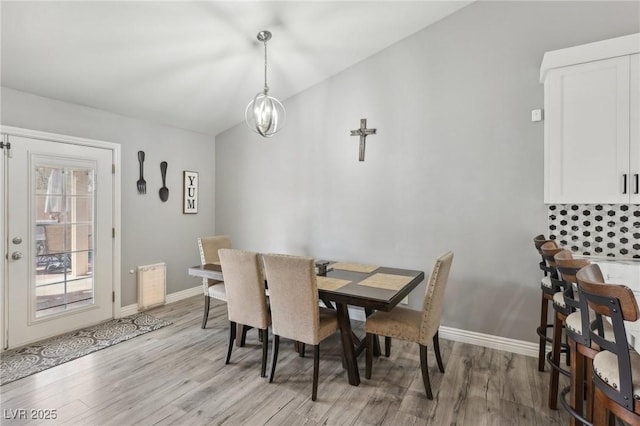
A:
[623,174,628,194]
[635,174,639,195]
[11,251,22,260]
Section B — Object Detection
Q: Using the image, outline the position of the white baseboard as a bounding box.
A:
[120,288,538,359]
[348,309,537,358]
[119,285,202,317]
[165,285,202,304]
[438,325,538,358]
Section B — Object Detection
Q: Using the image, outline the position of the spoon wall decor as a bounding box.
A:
[159,161,169,202]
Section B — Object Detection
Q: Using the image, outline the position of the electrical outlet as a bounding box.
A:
[401,296,409,305]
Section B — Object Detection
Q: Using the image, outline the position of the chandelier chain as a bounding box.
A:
[263,39,269,94]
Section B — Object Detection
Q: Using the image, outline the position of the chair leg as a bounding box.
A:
[312,344,320,401]
[593,387,608,426]
[538,293,549,371]
[568,339,584,426]
[433,331,445,373]
[419,344,433,400]
[385,337,391,357]
[239,325,249,347]
[365,333,373,379]
[268,335,280,383]
[260,328,268,378]
[201,295,211,329]
[225,321,236,365]
[585,357,593,422]
[299,343,306,358]
[549,311,563,410]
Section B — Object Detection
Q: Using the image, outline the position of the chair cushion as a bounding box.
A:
[316,307,339,343]
[553,291,566,308]
[541,276,552,289]
[593,349,640,400]
[365,307,421,343]
[207,282,227,301]
[565,310,615,342]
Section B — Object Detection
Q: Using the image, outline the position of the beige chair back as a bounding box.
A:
[419,251,454,345]
[261,253,320,345]
[218,249,269,329]
[198,235,231,274]
[198,235,231,263]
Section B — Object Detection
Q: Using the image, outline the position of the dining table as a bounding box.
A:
[188,260,425,386]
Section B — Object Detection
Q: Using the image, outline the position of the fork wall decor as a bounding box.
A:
[136,151,146,194]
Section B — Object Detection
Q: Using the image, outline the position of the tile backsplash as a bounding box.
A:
[548,204,640,259]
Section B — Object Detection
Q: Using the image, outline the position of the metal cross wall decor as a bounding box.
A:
[350,118,377,161]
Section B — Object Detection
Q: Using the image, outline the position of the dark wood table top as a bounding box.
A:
[318,264,424,311]
[189,262,424,312]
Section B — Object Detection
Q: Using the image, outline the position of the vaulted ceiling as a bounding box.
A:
[1,1,472,136]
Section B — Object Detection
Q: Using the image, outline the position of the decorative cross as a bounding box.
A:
[350,118,377,161]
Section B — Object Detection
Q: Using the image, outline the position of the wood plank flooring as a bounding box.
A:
[1,296,570,425]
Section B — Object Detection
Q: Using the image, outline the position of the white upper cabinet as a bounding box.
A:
[540,34,640,204]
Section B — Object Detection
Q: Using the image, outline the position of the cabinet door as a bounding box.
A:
[545,55,630,203]
[631,54,640,204]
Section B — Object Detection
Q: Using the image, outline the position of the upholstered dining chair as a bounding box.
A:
[577,264,640,426]
[197,235,231,329]
[261,253,342,401]
[364,251,453,399]
[218,248,270,377]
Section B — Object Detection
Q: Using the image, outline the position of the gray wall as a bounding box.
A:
[1,87,215,306]
[215,1,640,343]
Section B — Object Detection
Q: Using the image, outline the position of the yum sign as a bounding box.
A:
[183,171,198,214]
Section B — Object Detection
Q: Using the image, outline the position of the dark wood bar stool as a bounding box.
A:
[554,250,612,426]
[534,234,556,372]
[577,264,640,426]
[541,241,572,410]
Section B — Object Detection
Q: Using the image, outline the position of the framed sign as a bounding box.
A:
[183,171,198,214]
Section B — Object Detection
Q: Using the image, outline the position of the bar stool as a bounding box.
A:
[534,234,556,372]
[541,241,572,410]
[555,250,608,426]
[577,264,640,426]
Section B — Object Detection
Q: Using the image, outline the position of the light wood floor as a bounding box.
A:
[1,296,570,425]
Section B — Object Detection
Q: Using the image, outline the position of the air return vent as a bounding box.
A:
[137,263,166,310]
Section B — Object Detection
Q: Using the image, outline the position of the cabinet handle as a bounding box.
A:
[635,174,639,195]
[623,174,628,194]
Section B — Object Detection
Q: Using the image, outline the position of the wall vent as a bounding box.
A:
[137,262,166,310]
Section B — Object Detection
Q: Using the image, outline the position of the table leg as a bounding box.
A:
[337,303,360,386]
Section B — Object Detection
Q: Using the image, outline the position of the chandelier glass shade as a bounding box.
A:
[245,30,286,137]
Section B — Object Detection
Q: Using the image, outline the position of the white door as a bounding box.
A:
[4,135,114,349]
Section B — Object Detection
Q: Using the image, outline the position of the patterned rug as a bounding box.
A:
[0,312,171,385]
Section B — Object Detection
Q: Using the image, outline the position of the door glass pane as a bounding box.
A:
[34,166,95,318]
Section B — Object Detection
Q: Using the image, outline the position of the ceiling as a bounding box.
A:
[1,1,472,136]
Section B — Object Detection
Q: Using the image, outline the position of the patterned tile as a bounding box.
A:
[548,204,640,258]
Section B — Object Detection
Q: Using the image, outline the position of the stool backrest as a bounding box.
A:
[533,234,554,274]
[577,264,639,410]
[554,250,589,342]
[540,241,561,279]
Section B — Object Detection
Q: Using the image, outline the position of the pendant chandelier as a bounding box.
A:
[245,30,286,137]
